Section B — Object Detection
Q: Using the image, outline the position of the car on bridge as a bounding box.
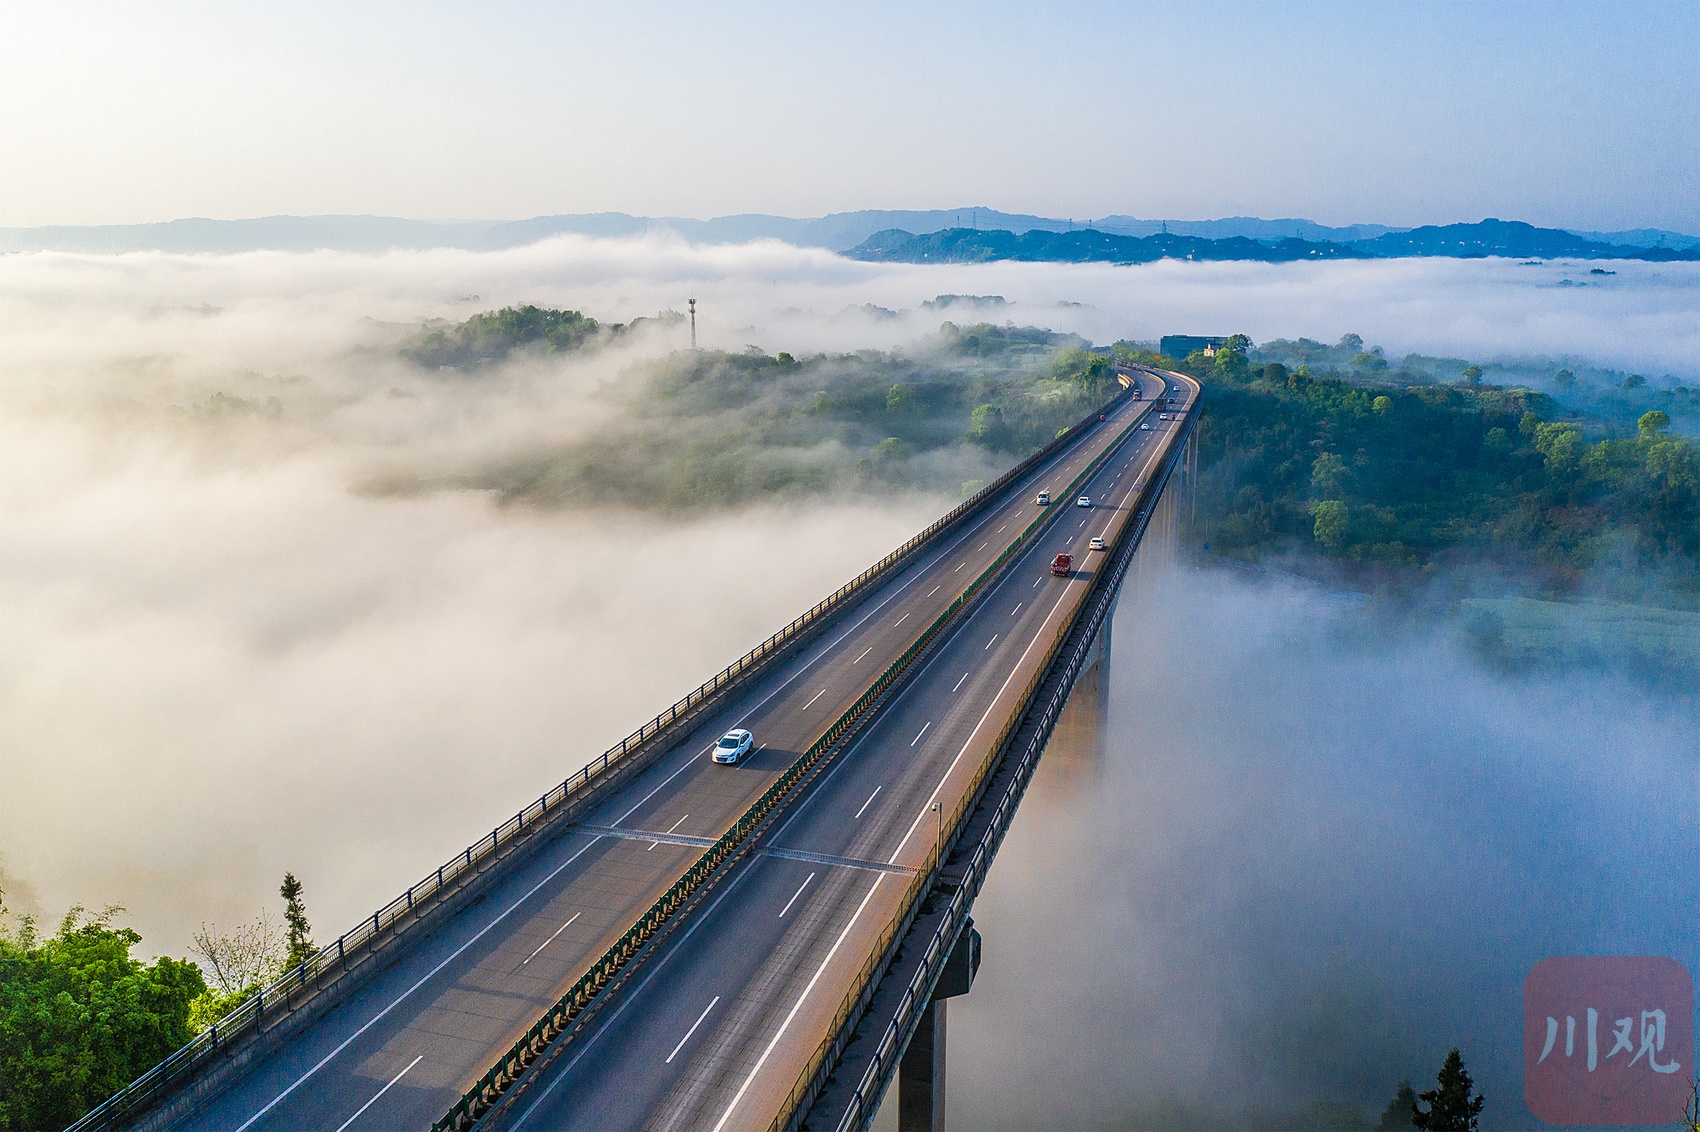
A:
[1050,552,1072,576]
[713,728,754,764]
[1089,536,1107,551]
[1035,490,1050,505]
[1076,495,1091,507]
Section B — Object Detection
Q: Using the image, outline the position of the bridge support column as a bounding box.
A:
[898,920,981,1132]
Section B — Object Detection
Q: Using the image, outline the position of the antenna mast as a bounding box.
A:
[689,297,697,351]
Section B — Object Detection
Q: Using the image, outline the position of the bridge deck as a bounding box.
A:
[169,377,1168,1132]
[472,372,1198,1132]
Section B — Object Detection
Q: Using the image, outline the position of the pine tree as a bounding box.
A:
[1377,1080,1416,1129]
[1412,1049,1484,1132]
[279,872,314,970]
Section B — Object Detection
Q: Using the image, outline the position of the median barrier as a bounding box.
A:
[70,387,1142,1132]
[434,386,1157,1131]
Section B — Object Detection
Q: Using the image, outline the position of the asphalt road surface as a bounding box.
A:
[172,374,1182,1132]
[478,370,1199,1132]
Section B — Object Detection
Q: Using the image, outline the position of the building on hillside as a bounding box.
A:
[1159,334,1226,360]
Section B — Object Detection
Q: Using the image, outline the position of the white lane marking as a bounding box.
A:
[954,561,964,571]
[894,612,909,627]
[665,996,720,1064]
[231,832,606,1132]
[852,646,873,664]
[1010,602,1022,616]
[910,721,931,747]
[997,525,1006,533]
[976,542,987,551]
[779,872,817,917]
[522,912,582,966]
[1079,518,1088,527]
[888,578,1078,868]
[1032,577,1042,587]
[332,1055,422,1132]
[649,814,690,850]
[710,876,888,1132]
[613,444,1074,826]
[983,633,998,650]
[509,863,757,1129]
[803,687,827,710]
[952,672,969,692]
[854,788,882,820]
[926,585,941,597]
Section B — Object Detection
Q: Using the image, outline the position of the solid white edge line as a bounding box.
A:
[709,875,888,1132]
[231,833,606,1132]
[665,996,721,1064]
[778,872,817,918]
[887,574,1078,867]
[332,1055,422,1132]
[712,412,1160,1128]
[509,863,758,1129]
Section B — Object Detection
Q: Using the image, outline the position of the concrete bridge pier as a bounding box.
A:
[896,919,981,1131]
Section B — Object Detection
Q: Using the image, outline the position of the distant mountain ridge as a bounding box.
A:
[848,219,1700,265]
[0,209,1693,257]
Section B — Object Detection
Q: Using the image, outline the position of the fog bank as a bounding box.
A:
[950,564,1699,1129]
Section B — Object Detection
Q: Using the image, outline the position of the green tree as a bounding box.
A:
[874,436,912,463]
[1639,410,1672,435]
[1372,395,1392,415]
[1339,332,1364,352]
[280,873,313,972]
[1553,367,1575,387]
[0,907,205,1130]
[1311,452,1349,498]
[1411,1048,1484,1131]
[1311,499,1348,550]
[1624,373,1646,389]
[1377,1080,1416,1129]
[885,383,915,414]
[966,403,1007,448]
[1462,365,1484,385]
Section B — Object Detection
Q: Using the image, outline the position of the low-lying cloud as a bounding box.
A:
[0,234,1692,972]
[949,563,1699,1129]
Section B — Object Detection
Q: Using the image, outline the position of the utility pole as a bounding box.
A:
[688,297,697,351]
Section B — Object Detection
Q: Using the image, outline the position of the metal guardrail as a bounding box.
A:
[66,386,1137,1132]
[764,381,1173,1132]
[825,379,1199,1132]
[433,396,1152,1131]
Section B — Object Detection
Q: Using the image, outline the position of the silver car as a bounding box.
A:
[713,728,754,764]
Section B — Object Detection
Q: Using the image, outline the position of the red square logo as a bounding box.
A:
[1525,956,1693,1126]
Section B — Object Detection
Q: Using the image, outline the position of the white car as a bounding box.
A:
[1088,536,1107,551]
[1076,496,1091,508]
[713,728,754,764]
[1140,423,1152,430]
[1035,491,1050,505]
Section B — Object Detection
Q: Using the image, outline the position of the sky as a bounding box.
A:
[2,1,1695,232]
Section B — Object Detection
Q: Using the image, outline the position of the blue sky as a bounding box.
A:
[2,1,1694,230]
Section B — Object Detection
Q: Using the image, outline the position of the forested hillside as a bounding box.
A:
[1134,338,1700,604]
[393,312,1123,511]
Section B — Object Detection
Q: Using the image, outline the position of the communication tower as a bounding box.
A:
[689,297,697,351]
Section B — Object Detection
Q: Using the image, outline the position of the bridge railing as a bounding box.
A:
[68,385,1140,1132]
[763,387,1175,1131]
[823,379,1199,1132]
[435,388,1157,1131]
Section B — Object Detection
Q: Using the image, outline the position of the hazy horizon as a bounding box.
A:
[2,3,1694,232]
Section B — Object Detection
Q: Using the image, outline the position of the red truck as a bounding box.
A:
[1049,553,1072,576]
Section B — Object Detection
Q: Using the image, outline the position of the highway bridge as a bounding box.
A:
[75,365,1200,1132]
